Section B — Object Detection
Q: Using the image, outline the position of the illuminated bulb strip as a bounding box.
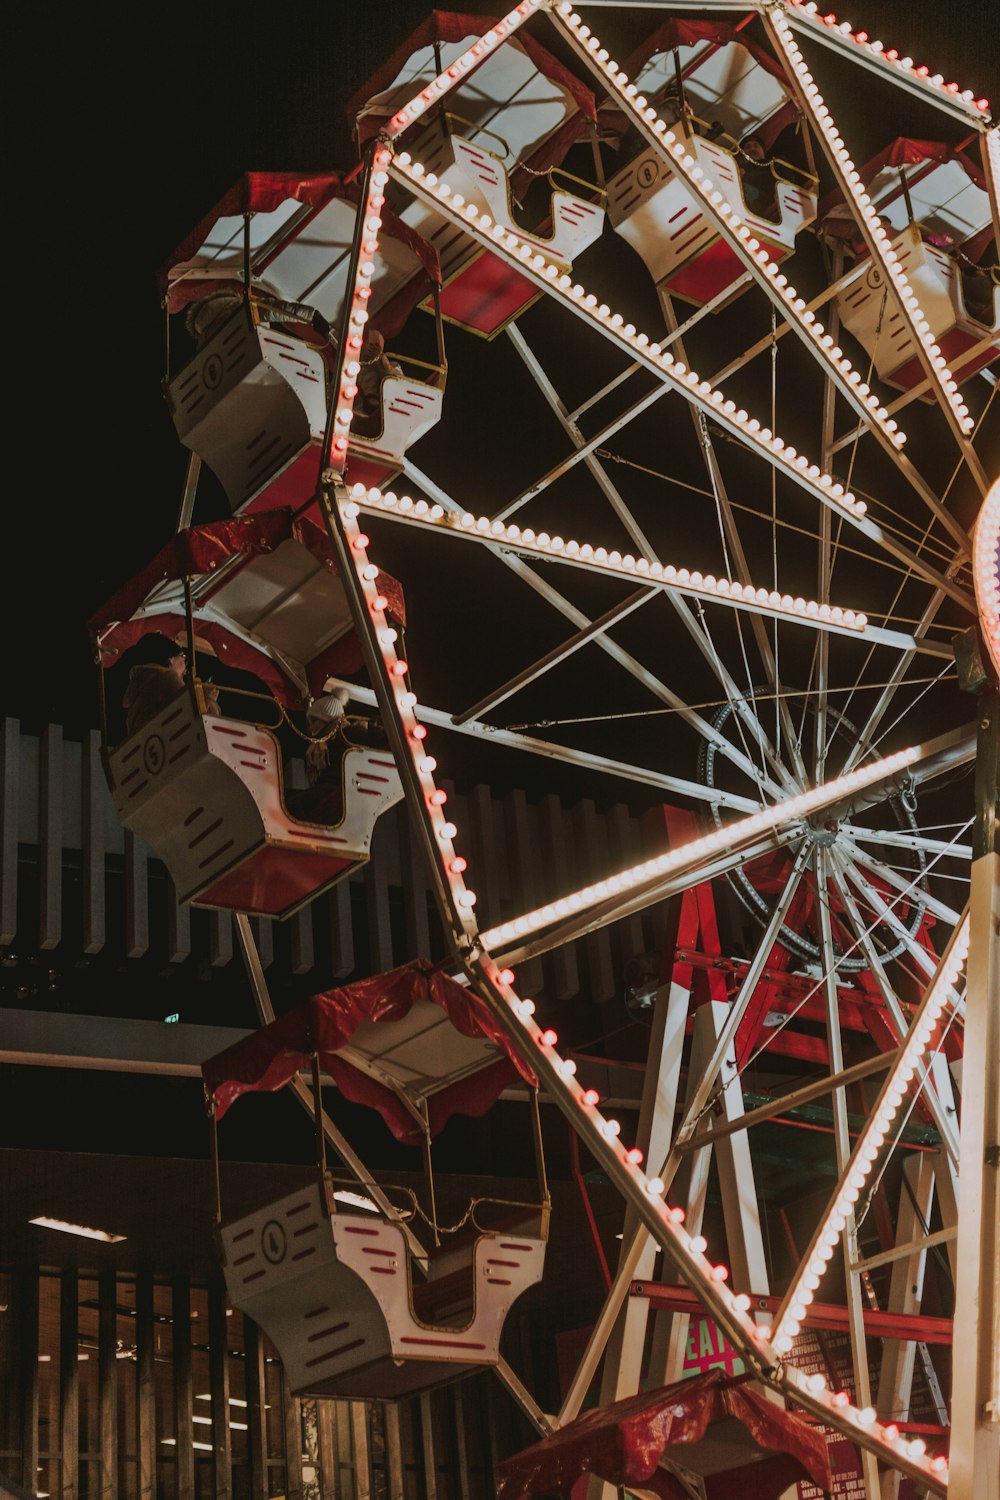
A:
[547,4,907,450]
[467,950,778,1365]
[332,485,776,1377]
[764,9,975,439]
[782,1365,948,1494]
[782,0,990,123]
[386,0,543,137]
[481,746,920,949]
[337,498,481,944]
[336,481,950,1494]
[771,913,970,1354]
[325,147,396,476]
[973,476,1000,678]
[391,155,878,526]
[350,484,878,639]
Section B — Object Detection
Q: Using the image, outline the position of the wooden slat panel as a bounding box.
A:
[383,1401,404,1500]
[364,812,393,973]
[135,1274,155,1500]
[18,1268,39,1492]
[466,785,502,931]
[452,1385,471,1498]
[39,724,63,950]
[60,1269,79,1500]
[208,1278,232,1500]
[607,802,647,962]
[244,1318,269,1500]
[167,876,192,966]
[350,1403,371,1500]
[173,1277,195,1499]
[539,795,579,999]
[315,1400,336,1500]
[328,878,355,979]
[284,1389,304,1500]
[572,799,616,1004]
[419,1393,436,1500]
[400,806,432,961]
[81,731,106,954]
[208,908,233,967]
[0,718,19,944]
[98,1269,118,1500]
[124,830,149,959]
[502,790,543,996]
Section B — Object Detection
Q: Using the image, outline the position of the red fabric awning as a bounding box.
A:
[612,20,799,149]
[201,959,537,1141]
[87,511,405,709]
[495,1370,834,1500]
[818,137,988,229]
[160,170,441,318]
[346,11,596,128]
[347,11,596,194]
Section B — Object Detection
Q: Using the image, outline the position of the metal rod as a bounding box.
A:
[677,1049,899,1151]
[850,1225,957,1275]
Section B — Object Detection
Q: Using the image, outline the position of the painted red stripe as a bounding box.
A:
[305,1337,365,1367]
[399,1337,487,1350]
[304,1305,330,1319]
[287,1201,312,1217]
[291,1247,317,1262]
[307,1321,350,1343]
[198,840,235,869]
[243,1269,266,1284]
[189,817,224,850]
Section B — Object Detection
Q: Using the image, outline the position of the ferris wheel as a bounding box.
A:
[96,2,999,1496]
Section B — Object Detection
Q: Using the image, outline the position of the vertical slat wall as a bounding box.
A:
[135,1272,156,1500]
[4,719,658,1000]
[5,1268,544,1499]
[172,1276,195,1500]
[208,1278,232,1499]
[81,731,105,955]
[98,1269,118,1500]
[39,724,63,951]
[59,1270,79,1500]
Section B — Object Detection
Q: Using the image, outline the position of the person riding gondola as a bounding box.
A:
[352,329,403,437]
[121,639,220,739]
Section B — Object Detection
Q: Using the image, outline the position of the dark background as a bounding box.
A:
[6,0,998,745]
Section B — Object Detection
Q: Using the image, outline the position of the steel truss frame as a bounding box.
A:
[239,2,1000,1495]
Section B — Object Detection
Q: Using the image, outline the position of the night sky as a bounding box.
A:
[7,0,998,752]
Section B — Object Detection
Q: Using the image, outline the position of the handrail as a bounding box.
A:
[547,163,607,206]
[443,110,510,161]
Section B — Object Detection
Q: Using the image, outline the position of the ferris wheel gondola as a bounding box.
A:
[88,510,405,919]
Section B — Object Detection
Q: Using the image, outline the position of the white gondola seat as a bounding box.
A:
[202,961,549,1399]
[220,1183,546,1399]
[90,513,408,921]
[397,133,605,337]
[601,21,815,309]
[108,691,401,919]
[167,305,445,513]
[822,139,999,395]
[352,11,599,337]
[836,224,999,394]
[607,131,817,309]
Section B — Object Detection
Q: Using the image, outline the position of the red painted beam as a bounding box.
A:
[630,1283,953,1344]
